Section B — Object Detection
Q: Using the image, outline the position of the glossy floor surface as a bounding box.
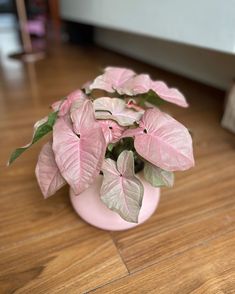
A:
[1,17,235,293]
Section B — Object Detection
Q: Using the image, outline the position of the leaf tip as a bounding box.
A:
[7,152,16,166]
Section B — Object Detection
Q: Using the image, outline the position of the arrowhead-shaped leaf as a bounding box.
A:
[144,161,174,187]
[8,111,58,165]
[94,97,144,126]
[53,101,106,195]
[122,108,194,171]
[101,150,144,223]
[35,141,66,198]
[89,67,135,93]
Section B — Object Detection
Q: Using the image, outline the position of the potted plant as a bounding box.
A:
[8,67,194,231]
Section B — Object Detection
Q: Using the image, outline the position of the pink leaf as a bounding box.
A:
[123,108,194,171]
[118,74,152,96]
[98,120,126,144]
[151,81,188,107]
[94,97,144,126]
[70,100,96,132]
[53,101,106,195]
[89,67,136,93]
[101,151,144,223]
[51,89,87,116]
[35,141,66,198]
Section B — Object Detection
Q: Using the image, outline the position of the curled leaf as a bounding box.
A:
[35,141,66,198]
[94,97,144,126]
[8,111,58,165]
[101,150,144,223]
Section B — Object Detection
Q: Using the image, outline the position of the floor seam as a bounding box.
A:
[85,226,235,293]
[109,231,131,275]
[84,232,131,294]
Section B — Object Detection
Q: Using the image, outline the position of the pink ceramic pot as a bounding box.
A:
[70,173,160,231]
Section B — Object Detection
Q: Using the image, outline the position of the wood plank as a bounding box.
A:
[0,230,128,293]
[91,230,235,293]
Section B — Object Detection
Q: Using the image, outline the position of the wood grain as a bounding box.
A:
[0,23,235,293]
[91,231,235,293]
[0,232,128,293]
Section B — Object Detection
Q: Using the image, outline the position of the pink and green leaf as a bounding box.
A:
[8,111,58,165]
[101,150,144,223]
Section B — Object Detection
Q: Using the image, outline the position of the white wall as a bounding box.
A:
[59,0,235,89]
[60,0,235,54]
[95,28,235,90]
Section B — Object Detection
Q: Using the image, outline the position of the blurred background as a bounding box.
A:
[1,0,235,87]
[1,0,235,128]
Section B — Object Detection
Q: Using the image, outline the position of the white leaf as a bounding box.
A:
[94,97,143,126]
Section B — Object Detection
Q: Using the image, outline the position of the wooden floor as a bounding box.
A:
[0,27,235,293]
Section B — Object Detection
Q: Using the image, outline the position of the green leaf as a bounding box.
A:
[107,143,114,152]
[111,137,135,160]
[139,98,147,107]
[142,90,164,107]
[8,111,58,165]
[144,161,174,187]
